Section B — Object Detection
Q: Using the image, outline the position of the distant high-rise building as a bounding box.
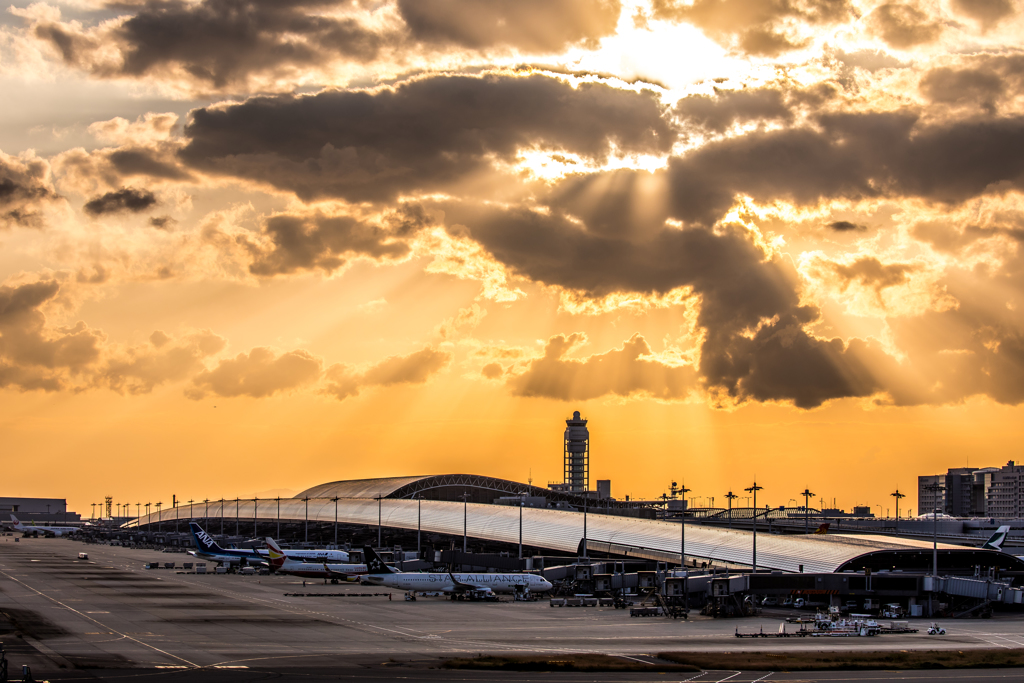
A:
[987,462,1024,519]
[919,462,1024,518]
[564,411,589,493]
[918,475,945,515]
[944,467,975,516]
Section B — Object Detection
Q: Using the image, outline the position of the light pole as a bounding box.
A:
[518,491,528,560]
[582,492,588,560]
[276,497,281,539]
[235,498,240,537]
[924,483,943,577]
[459,492,470,553]
[91,503,95,521]
[677,483,691,569]
[375,495,383,548]
[304,497,310,543]
[145,502,150,527]
[220,499,225,536]
[333,497,339,547]
[725,491,738,528]
[253,498,258,539]
[677,481,692,612]
[745,481,763,573]
[801,488,815,534]
[415,494,421,556]
[136,503,141,524]
[891,489,905,535]
[299,497,307,544]
[156,502,162,533]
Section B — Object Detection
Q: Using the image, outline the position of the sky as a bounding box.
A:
[2,0,1024,519]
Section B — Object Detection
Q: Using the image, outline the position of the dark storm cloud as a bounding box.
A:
[83,187,158,216]
[245,210,414,276]
[919,55,1024,113]
[507,333,697,401]
[29,0,621,91]
[827,220,866,231]
[950,0,1016,29]
[108,149,193,181]
[180,73,674,202]
[396,0,621,51]
[436,200,882,408]
[33,0,384,89]
[665,111,1024,225]
[323,346,451,400]
[831,257,916,296]
[867,2,943,49]
[0,155,58,229]
[651,0,854,56]
[674,88,793,134]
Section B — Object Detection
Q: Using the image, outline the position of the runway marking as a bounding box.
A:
[0,568,200,669]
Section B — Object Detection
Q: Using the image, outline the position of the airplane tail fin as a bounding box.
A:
[983,525,1011,550]
[10,514,20,527]
[265,538,287,571]
[814,523,830,535]
[189,522,225,554]
[362,547,397,575]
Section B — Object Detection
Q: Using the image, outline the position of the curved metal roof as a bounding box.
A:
[133,496,977,574]
[295,473,639,509]
[296,476,429,500]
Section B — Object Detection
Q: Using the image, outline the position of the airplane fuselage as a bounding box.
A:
[365,572,552,594]
[278,561,368,579]
[253,548,350,562]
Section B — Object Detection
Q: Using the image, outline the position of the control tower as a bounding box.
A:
[564,411,589,493]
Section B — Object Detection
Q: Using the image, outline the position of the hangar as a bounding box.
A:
[131,474,1024,574]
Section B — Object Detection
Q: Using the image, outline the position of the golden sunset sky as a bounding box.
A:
[2,0,1023,517]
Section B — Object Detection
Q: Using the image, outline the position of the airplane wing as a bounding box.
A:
[322,563,353,580]
[447,572,493,594]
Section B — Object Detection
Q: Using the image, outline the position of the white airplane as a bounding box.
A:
[188,522,350,565]
[265,537,368,580]
[361,546,553,598]
[9,515,78,536]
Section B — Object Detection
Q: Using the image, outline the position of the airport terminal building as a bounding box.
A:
[131,474,1024,576]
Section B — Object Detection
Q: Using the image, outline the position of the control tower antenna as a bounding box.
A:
[564,410,589,493]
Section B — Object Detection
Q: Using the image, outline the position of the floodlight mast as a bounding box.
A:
[801,488,815,534]
[724,491,738,528]
[891,489,906,535]
[745,481,764,573]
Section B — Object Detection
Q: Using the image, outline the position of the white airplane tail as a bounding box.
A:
[983,525,1011,550]
[10,515,23,529]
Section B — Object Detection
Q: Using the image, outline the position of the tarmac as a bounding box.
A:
[3,536,1024,682]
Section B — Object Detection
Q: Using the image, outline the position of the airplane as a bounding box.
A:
[982,526,1011,550]
[187,522,350,565]
[265,538,368,581]
[361,546,553,598]
[187,522,261,565]
[9,515,78,536]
